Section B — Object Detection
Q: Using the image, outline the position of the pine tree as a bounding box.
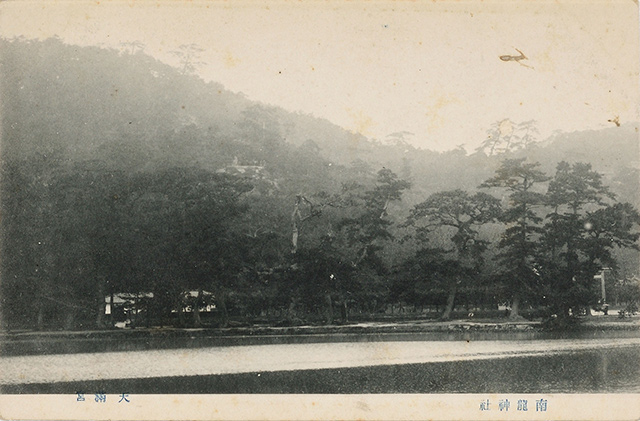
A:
[540,162,639,317]
[407,189,501,319]
[480,158,549,319]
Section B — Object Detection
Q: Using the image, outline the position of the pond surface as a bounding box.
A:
[156,345,640,394]
[2,337,639,393]
[3,327,640,356]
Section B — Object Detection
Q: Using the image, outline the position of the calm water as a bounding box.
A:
[3,328,640,356]
[3,340,639,393]
[190,346,640,394]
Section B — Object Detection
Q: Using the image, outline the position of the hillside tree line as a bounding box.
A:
[1,37,639,330]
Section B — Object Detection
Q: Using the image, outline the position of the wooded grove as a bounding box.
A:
[1,37,639,330]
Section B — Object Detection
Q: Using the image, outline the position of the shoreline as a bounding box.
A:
[1,316,638,357]
[3,314,639,338]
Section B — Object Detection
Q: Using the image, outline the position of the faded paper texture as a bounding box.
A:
[0,0,639,420]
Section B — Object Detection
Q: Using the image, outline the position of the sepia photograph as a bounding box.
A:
[0,0,639,419]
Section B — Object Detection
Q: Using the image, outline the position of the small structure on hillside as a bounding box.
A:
[216,157,279,194]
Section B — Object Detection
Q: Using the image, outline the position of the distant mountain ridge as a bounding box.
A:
[1,36,638,204]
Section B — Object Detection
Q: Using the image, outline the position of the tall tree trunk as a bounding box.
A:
[291,195,302,254]
[145,296,151,328]
[325,292,334,325]
[109,293,115,328]
[64,309,75,331]
[340,295,348,323]
[441,284,457,320]
[217,289,229,328]
[176,295,186,327]
[509,295,522,319]
[96,279,106,329]
[193,289,203,327]
[287,295,298,322]
[36,307,45,331]
[0,295,4,331]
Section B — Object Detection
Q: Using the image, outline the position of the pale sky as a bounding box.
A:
[1,0,638,151]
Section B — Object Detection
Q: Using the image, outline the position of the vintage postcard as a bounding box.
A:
[0,0,639,419]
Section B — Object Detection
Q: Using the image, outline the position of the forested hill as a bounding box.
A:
[1,37,639,331]
[2,36,638,199]
[0,37,369,171]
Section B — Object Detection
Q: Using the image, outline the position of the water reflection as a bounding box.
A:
[4,328,640,356]
[238,346,640,393]
[4,344,639,393]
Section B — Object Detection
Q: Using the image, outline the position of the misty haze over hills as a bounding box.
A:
[1,36,638,331]
[2,37,637,194]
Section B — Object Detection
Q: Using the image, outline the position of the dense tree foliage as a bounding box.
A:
[538,163,640,317]
[406,190,501,319]
[479,159,549,318]
[1,37,638,330]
